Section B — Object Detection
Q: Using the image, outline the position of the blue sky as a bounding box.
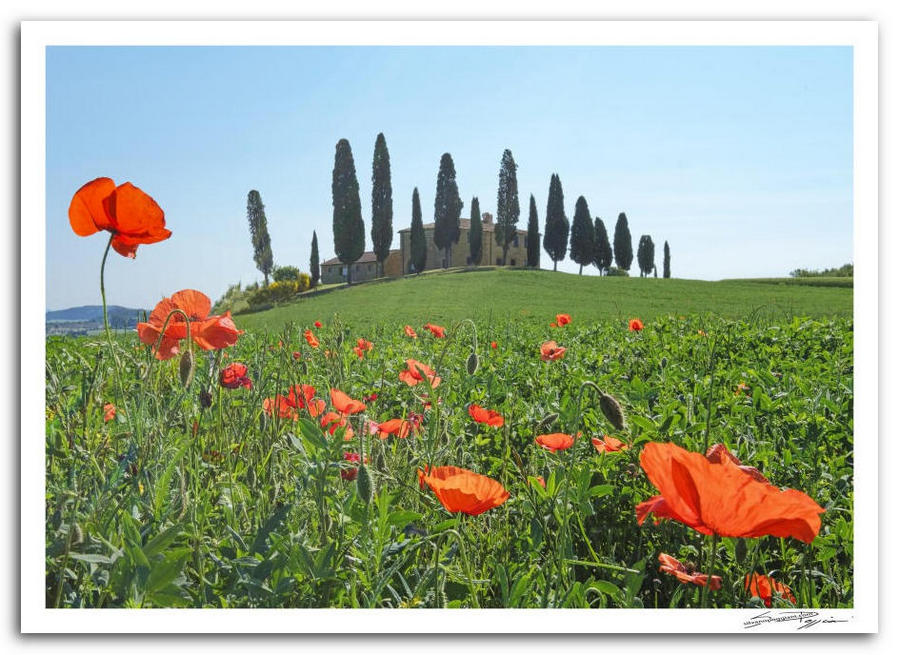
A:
[45,45,852,310]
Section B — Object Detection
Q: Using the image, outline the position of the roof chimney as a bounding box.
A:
[482,212,493,224]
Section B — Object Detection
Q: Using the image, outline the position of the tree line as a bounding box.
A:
[246,135,673,286]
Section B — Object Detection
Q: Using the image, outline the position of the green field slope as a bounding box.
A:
[236,268,852,332]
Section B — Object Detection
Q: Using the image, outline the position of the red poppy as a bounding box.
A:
[314,321,323,328]
[69,177,171,258]
[304,329,319,348]
[468,404,505,428]
[263,384,323,420]
[418,465,510,516]
[735,381,751,396]
[404,325,418,338]
[103,403,116,423]
[745,573,796,607]
[137,289,242,360]
[321,411,355,440]
[292,351,302,360]
[535,433,576,453]
[592,435,628,454]
[340,451,369,481]
[705,443,768,483]
[376,418,412,440]
[540,341,566,361]
[556,313,572,326]
[635,442,824,543]
[286,384,324,417]
[491,341,497,349]
[353,338,374,359]
[262,395,298,420]
[399,359,441,388]
[550,322,558,328]
[629,318,644,331]
[330,388,366,415]
[658,553,722,591]
[363,392,378,403]
[533,476,546,489]
[220,362,252,390]
[424,323,446,338]
[408,412,424,431]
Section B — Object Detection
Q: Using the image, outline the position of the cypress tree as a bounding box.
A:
[543,174,569,271]
[469,196,483,266]
[246,190,274,286]
[569,195,595,275]
[332,138,365,284]
[637,234,655,277]
[310,230,320,286]
[613,212,633,271]
[593,217,612,275]
[409,187,427,274]
[433,153,462,268]
[495,149,520,265]
[663,240,671,278]
[526,194,540,268]
[371,132,393,277]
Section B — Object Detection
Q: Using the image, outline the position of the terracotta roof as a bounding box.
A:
[398,218,527,234]
[321,249,400,267]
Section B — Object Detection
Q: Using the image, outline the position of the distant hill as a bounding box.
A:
[46,305,146,336]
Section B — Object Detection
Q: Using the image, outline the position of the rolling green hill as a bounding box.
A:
[234,268,852,333]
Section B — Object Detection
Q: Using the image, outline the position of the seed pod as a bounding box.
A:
[466,351,479,375]
[734,538,747,566]
[356,464,373,504]
[660,356,668,369]
[71,522,84,546]
[598,393,625,431]
[179,350,195,388]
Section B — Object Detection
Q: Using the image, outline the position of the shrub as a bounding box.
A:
[272,265,302,283]
[299,273,311,292]
[606,266,630,277]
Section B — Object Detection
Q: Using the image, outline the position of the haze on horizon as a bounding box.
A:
[45,45,852,311]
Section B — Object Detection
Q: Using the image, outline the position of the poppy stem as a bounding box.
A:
[99,234,113,342]
[700,533,719,608]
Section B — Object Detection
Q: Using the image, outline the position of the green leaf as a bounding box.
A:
[142,523,182,559]
[388,510,422,528]
[251,503,293,555]
[589,484,614,499]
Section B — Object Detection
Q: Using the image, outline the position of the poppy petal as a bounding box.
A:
[106,182,167,236]
[69,177,115,236]
[170,289,212,321]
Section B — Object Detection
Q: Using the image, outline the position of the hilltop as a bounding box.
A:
[234,268,852,333]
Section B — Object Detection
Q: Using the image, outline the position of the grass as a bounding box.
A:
[236,268,853,333]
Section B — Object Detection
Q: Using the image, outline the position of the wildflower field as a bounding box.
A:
[46,306,853,609]
[45,178,853,609]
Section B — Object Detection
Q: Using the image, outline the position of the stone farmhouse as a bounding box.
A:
[319,212,532,284]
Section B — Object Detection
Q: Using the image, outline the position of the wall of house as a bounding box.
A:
[399,228,530,272]
[321,252,403,284]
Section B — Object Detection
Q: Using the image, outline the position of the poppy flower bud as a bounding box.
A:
[199,390,212,408]
[598,393,625,431]
[466,351,479,375]
[660,356,668,369]
[537,413,559,430]
[179,350,195,388]
[734,537,747,565]
[72,522,84,546]
[356,464,373,504]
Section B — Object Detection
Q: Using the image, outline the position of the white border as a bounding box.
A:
[21,20,878,634]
